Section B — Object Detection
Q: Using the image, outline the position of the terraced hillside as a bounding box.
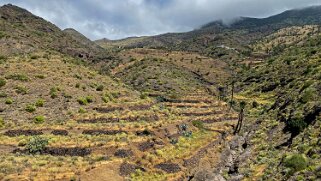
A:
[0,63,238,180]
[3,2,321,181]
[95,48,232,99]
[0,5,239,180]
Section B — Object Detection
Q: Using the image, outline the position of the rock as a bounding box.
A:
[192,170,226,181]
[230,136,245,151]
[229,174,244,181]
[238,149,251,163]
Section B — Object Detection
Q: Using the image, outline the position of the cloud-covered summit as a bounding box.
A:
[1,0,321,40]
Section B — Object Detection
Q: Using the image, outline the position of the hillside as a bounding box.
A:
[224,25,321,180]
[2,2,321,181]
[0,4,112,62]
[0,4,239,181]
[97,6,321,61]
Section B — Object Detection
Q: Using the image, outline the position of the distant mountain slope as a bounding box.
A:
[0,4,112,62]
[98,5,321,59]
[95,36,149,49]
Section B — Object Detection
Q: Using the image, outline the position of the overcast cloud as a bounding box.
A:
[1,0,321,40]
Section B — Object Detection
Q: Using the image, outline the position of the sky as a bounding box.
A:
[1,0,321,40]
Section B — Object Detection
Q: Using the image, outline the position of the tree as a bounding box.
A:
[234,101,246,135]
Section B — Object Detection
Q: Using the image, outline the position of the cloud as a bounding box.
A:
[1,0,321,40]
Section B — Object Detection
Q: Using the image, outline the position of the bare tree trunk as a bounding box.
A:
[237,109,244,133]
[234,109,244,134]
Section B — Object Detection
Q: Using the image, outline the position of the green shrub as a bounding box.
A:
[26,136,49,154]
[0,117,4,128]
[287,118,307,134]
[35,99,45,107]
[140,92,148,99]
[35,74,45,79]
[0,92,7,98]
[102,96,110,103]
[78,107,86,113]
[25,104,36,113]
[192,120,204,129]
[77,97,88,105]
[74,74,82,80]
[111,92,121,99]
[0,31,6,39]
[15,86,28,94]
[75,83,80,88]
[5,74,29,81]
[34,116,45,124]
[5,98,13,105]
[96,85,104,91]
[252,101,259,108]
[85,96,94,103]
[104,93,115,102]
[50,87,58,99]
[0,78,6,87]
[283,154,308,174]
[300,88,315,103]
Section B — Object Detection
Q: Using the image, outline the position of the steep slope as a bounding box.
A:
[221,26,321,180]
[63,28,98,47]
[0,4,112,62]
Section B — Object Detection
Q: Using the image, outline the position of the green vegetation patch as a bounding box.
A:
[34,116,45,124]
[26,136,49,154]
[283,154,308,174]
[25,104,36,113]
[5,74,29,82]
[0,78,6,87]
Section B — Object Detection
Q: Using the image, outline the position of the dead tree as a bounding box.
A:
[234,101,246,135]
[229,80,235,111]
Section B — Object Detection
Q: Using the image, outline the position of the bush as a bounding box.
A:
[0,117,4,127]
[287,118,307,134]
[34,116,45,124]
[0,78,6,87]
[5,74,29,81]
[300,88,315,103]
[252,101,259,108]
[50,87,58,99]
[192,120,204,129]
[0,92,7,98]
[85,96,94,103]
[283,154,308,174]
[5,98,13,105]
[25,104,36,113]
[75,83,80,88]
[35,74,45,79]
[102,96,110,103]
[35,99,45,107]
[96,85,104,91]
[140,92,148,99]
[26,136,49,154]
[77,97,88,105]
[15,86,28,94]
[78,107,86,113]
